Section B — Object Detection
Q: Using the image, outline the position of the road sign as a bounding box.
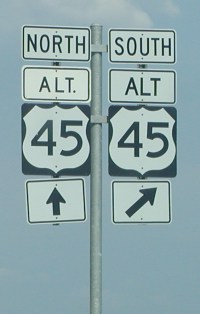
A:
[26,178,86,224]
[108,105,177,177]
[22,103,90,176]
[22,66,91,103]
[109,29,176,63]
[112,180,171,223]
[22,25,91,61]
[109,69,176,104]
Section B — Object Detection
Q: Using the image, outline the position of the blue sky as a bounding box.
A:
[0,0,199,313]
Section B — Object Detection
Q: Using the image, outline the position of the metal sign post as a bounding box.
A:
[90,24,103,314]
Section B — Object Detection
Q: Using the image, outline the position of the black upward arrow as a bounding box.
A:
[46,188,66,216]
[126,188,157,218]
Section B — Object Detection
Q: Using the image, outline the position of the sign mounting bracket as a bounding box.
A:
[91,44,108,53]
[90,115,108,124]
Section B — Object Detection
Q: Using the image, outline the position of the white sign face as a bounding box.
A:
[26,178,86,224]
[109,69,176,104]
[112,180,171,223]
[22,25,90,61]
[109,106,177,177]
[109,29,176,63]
[22,104,90,176]
[22,66,91,103]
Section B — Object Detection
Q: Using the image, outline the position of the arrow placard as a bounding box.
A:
[26,178,86,224]
[112,180,171,224]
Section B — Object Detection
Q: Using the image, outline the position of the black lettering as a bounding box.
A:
[151,38,160,56]
[162,38,172,56]
[140,38,149,56]
[125,78,138,95]
[27,34,37,52]
[40,35,50,53]
[65,35,73,53]
[150,78,161,96]
[55,77,64,93]
[39,77,51,92]
[115,37,124,55]
[127,37,137,56]
[76,36,86,54]
[53,35,62,53]
[65,77,74,93]
[140,78,151,96]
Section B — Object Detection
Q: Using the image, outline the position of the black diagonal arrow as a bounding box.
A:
[46,188,66,216]
[126,188,157,218]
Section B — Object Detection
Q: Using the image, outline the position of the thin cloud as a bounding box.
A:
[164,0,181,17]
[0,0,181,35]
[30,0,153,28]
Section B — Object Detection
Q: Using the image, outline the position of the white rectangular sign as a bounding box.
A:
[109,29,176,63]
[26,178,87,224]
[112,180,171,223]
[22,66,91,103]
[109,69,176,104]
[22,25,91,61]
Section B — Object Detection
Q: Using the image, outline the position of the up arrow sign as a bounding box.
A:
[125,188,157,218]
[26,178,86,224]
[46,188,66,216]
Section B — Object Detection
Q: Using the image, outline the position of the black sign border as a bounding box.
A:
[108,105,177,178]
[22,103,91,176]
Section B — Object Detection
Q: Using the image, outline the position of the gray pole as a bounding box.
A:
[90,24,103,314]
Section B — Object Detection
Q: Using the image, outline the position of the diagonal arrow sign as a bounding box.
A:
[126,187,157,218]
[46,188,66,216]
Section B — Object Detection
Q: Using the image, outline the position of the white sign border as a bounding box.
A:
[111,179,172,224]
[26,178,87,224]
[108,68,177,104]
[108,28,176,64]
[22,25,91,62]
[22,65,91,103]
